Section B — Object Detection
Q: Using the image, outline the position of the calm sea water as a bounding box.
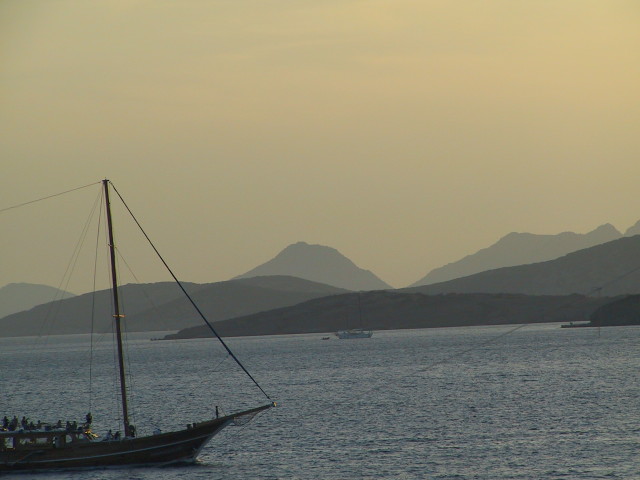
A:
[1,324,638,479]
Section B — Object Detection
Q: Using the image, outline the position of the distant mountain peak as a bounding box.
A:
[594,223,617,232]
[234,242,391,290]
[290,241,311,247]
[624,219,640,237]
[279,241,340,256]
[589,223,622,239]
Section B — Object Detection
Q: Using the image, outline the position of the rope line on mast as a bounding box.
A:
[36,189,104,340]
[109,181,273,402]
[0,181,100,214]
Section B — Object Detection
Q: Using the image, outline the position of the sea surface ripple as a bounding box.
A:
[1,323,638,479]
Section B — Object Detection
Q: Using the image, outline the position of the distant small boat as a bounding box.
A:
[336,293,373,339]
[335,329,373,339]
[560,321,592,328]
[321,336,330,340]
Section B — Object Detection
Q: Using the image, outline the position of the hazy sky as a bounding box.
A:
[1,0,639,292]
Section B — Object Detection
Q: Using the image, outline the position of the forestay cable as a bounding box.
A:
[108,181,273,402]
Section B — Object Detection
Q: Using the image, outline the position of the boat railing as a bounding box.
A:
[0,429,96,451]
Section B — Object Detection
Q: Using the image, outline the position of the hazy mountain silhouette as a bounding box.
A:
[589,295,640,326]
[0,281,200,337]
[0,276,347,337]
[412,224,622,287]
[0,283,75,318]
[405,235,640,297]
[127,276,347,330]
[624,220,640,237]
[163,290,610,339]
[234,241,392,290]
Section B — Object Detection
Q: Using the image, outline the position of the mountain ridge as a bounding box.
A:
[162,291,611,339]
[405,235,640,297]
[0,276,348,337]
[411,223,623,287]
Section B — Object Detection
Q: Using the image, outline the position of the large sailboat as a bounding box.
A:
[0,180,274,472]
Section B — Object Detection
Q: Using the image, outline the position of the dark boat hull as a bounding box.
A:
[0,405,270,472]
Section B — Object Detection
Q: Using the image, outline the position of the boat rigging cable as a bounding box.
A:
[0,182,100,214]
[108,181,273,402]
[35,189,104,340]
[1,180,272,402]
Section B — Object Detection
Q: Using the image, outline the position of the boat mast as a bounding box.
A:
[102,179,131,438]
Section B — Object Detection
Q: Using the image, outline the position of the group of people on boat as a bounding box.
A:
[102,424,134,440]
[1,412,140,444]
[1,413,93,434]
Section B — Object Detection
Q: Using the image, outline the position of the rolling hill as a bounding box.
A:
[0,276,347,337]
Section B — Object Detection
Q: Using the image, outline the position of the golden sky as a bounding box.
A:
[1,0,639,290]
